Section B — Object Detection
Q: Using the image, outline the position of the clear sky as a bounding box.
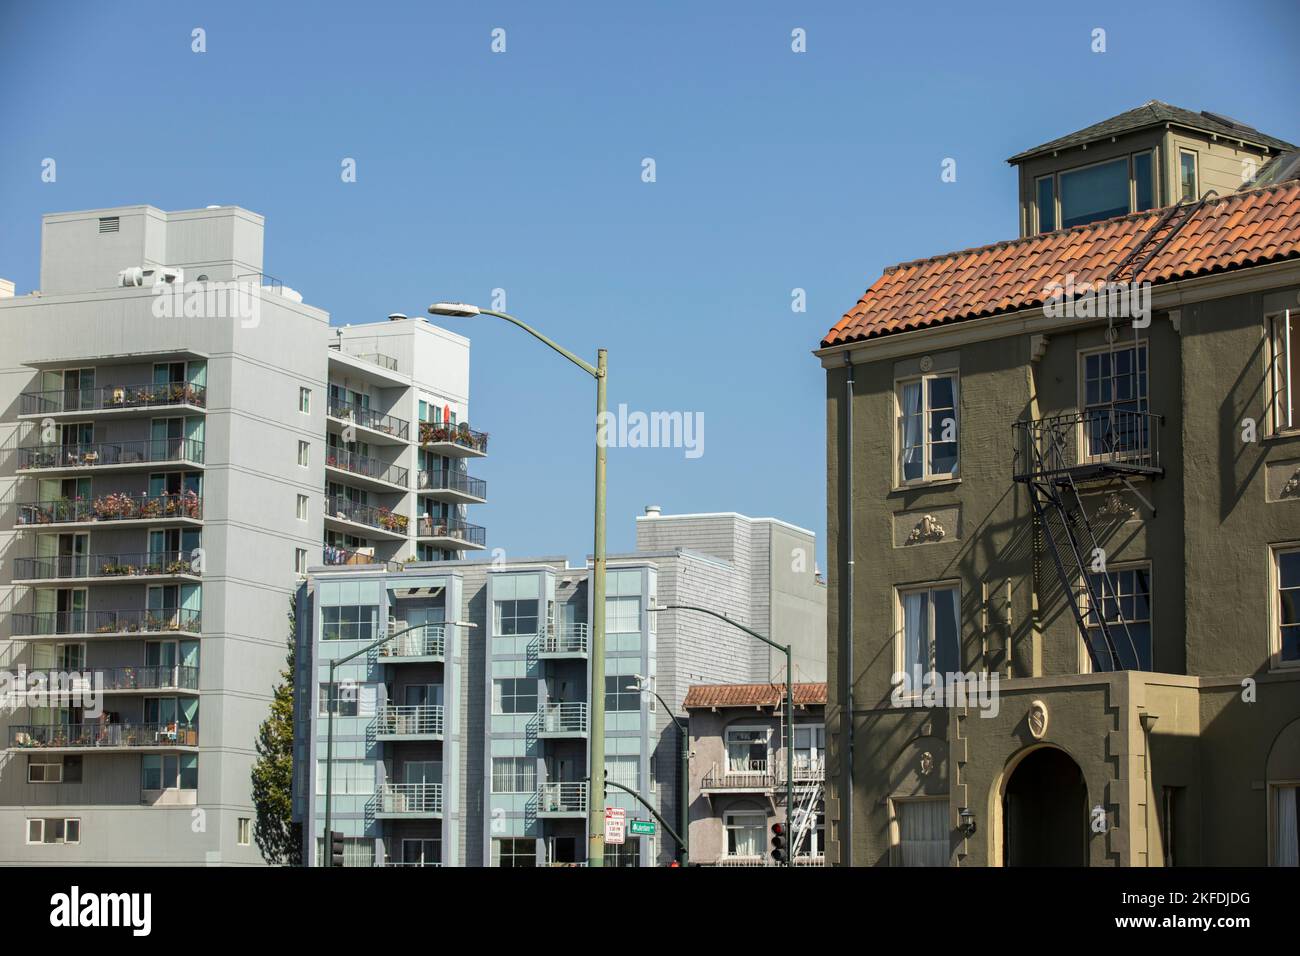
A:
[3,0,1297,569]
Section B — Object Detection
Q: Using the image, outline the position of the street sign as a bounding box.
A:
[604,807,626,845]
[628,819,656,836]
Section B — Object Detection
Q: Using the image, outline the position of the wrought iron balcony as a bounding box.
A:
[417,421,489,456]
[701,760,775,791]
[9,722,198,750]
[377,782,443,816]
[1013,409,1162,483]
[13,550,201,582]
[326,448,409,487]
[19,382,207,416]
[11,608,202,638]
[17,439,205,471]
[417,469,487,502]
[326,397,410,441]
[540,623,589,657]
[375,704,444,738]
[325,496,408,536]
[414,515,486,548]
[537,781,588,815]
[538,701,588,737]
[379,623,447,660]
[17,491,203,527]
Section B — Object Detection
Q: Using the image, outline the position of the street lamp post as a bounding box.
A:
[628,675,688,866]
[320,618,477,866]
[429,302,609,867]
[650,604,795,867]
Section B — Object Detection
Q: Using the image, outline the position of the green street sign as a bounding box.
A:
[628,820,656,836]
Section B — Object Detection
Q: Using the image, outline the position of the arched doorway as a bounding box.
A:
[1003,746,1088,866]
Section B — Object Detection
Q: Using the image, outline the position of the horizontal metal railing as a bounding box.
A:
[376,704,445,736]
[417,469,487,499]
[9,722,198,749]
[538,701,588,735]
[11,608,202,637]
[19,382,207,416]
[379,623,447,659]
[326,448,409,487]
[538,781,588,814]
[701,760,775,789]
[17,492,203,526]
[13,550,200,581]
[417,421,489,454]
[327,398,410,440]
[378,782,443,814]
[1013,409,1161,481]
[325,496,408,534]
[540,623,589,655]
[99,665,200,692]
[414,515,486,546]
[353,352,398,372]
[17,439,205,470]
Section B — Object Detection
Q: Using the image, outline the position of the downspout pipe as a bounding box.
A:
[840,351,855,866]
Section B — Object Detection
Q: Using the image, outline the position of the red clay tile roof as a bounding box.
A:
[821,182,1300,348]
[683,682,827,710]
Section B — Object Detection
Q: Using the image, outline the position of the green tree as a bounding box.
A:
[251,598,302,865]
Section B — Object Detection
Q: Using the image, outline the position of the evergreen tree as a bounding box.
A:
[251,598,302,865]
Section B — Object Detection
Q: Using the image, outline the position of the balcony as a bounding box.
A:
[99,665,201,693]
[19,382,207,418]
[540,623,588,658]
[16,492,203,529]
[1013,409,1162,483]
[17,439,205,473]
[414,515,486,550]
[379,623,446,662]
[701,761,775,792]
[375,704,444,739]
[418,421,488,458]
[537,781,588,817]
[322,544,376,566]
[416,469,487,504]
[326,397,410,443]
[538,701,588,737]
[324,496,408,540]
[375,782,443,818]
[10,608,202,640]
[325,448,410,491]
[8,722,198,752]
[13,550,201,585]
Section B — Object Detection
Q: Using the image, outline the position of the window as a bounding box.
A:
[606,754,640,790]
[1179,150,1198,202]
[493,837,536,867]
[298,387,311,414]
[1084,566,1152,671]
[402,837,441,867]
[896,799,947,866]
[797,811,826,859]
[724,811,766,858]
[898,374,958,483]
[1270,312,1299,432]
[26,818,80,845]
[297,441,309,467]
[897,584,961,687]
[493,598,539,636]
[1060,157,1129,228]
[318,681,360,717]
[1081,344,1149,459]
[794,724,826,778]
[295,548,308,574]
[315,836,375,867]
[28,756,65,784]
[606,838,641,867]
[1035,175,1055,233]
[297,494,309,521]
[142,754,199,791]
[605,675,641,712]
[606,595,642,633]
[492,678,538,715]
[491,756,537,793]
[321,604,379,642]
[1274,549,1300,666]
[1272,784,1299,866]
[314,759,374,795]
[1133,151,1155,212]
[237,818,251,846]
[725,727,770,776]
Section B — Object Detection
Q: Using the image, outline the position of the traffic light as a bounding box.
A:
[770,822,787,863]
[329,830,345,867]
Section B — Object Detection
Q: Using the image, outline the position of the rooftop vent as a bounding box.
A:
[98,217,119,234]
[388,312,407,321]
[644,505,662,518]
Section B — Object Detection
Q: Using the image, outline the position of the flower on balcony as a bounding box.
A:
[377,507,408,533]
[93,492,138,520]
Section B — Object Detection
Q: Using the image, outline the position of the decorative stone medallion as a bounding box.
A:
[1028,699,1049,740]
[919,751,934,777]
[907,513,946,544]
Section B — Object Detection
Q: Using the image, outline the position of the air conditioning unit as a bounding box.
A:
[118,266,183,287]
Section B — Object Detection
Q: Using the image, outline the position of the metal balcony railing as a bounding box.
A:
[378,782,443,814]
[702,760,775,789]
[353,352,398,372]
[13,550,200,582]
[417,469,487,499]
[326,398,410,440]
[787,757,827,783]
[17,439,205,470]
[415,516,486,547]
[9,722,198,749]
[538,781,588,814]
[326,448,409,487]
[11,608,202,637]
[17,492,203,526]
[98,665,200,692]
[379,623,447,659]
[417,421,489,454]
[1013,409,1161,482]
[322,544,375,566]
[539,701,588,735]
[540,623,589,655]
[325,496,408,535]
[376,704,444,736]
[19,382,207,416]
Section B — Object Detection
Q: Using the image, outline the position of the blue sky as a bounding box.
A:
[2,0,1297,568]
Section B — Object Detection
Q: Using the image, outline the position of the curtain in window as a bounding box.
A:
[729,815,764,856]
[1277,786,1299,867]
[899,800,949,867]
[903,590,928,686]
[901,381,924,481]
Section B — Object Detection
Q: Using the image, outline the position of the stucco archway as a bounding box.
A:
[987,743,1089,867]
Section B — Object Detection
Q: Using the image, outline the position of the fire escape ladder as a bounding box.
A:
[789,777,824,859]
[1106,189,1217,286]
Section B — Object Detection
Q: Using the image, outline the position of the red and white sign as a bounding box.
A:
[604,807,626,845]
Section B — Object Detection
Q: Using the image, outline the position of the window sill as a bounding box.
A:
[1262,430,1300,444]
[891,477,962,495]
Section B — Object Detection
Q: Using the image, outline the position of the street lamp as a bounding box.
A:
[320,618,478,866]
[627,675,689,866]
[429,302,609,867]
[649,604,795,867]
